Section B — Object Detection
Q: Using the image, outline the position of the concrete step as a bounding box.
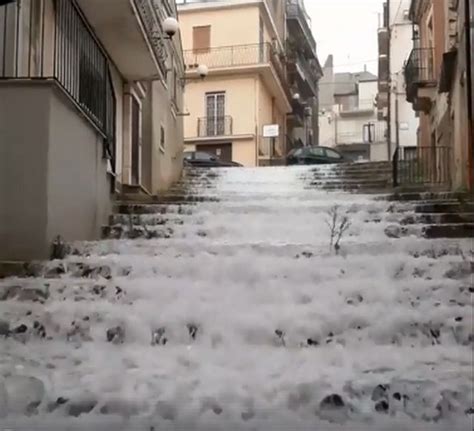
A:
[114,204,195,215]
[401,213,474,225]
[415,202,474,214]
[423,223,474,239]
[101,225,175,240]
[386,192,473,202]
[108,214,187,226]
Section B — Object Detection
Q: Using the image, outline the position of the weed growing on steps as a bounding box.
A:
[326,205,351,254]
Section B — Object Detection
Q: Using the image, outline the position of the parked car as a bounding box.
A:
[286,146,348,165]
[184,151,243,168]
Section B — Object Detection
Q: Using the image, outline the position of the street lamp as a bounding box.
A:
[163,17,179,39]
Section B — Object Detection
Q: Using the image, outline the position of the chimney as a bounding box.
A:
[364,64,367,72]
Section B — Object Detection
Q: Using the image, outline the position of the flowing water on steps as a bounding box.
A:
[0,166,472,430]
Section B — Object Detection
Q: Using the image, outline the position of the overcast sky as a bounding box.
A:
[305,0,385,74]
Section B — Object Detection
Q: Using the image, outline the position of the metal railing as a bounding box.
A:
[336,121,387,145]
[197,116,233,137]
[0,0,116,168]
[184,43,288,97]
[286,0,316,55]
[288,52,318,96]
[185,42,283,74]
[405,47,436,102]
[339,99,375,113]
[393,146,451,187]
[133,0,167,76]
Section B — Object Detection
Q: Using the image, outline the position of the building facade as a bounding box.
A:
[377,0,419,159]
[405,0,473,189]
[286,0,323,149]
[319,62,389,161]
[177,0,294,166]
[0,0,185,261]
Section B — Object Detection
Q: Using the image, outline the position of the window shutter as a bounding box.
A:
[193,26,211,53]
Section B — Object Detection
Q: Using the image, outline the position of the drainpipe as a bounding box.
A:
[387,0,392,161]
[466,0,474,190]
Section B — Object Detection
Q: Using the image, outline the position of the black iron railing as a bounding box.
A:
[0,0,116,168]
[393,146,451,187]
[405,47,436,102]
[286,0,317,55]
[198,116,233,137]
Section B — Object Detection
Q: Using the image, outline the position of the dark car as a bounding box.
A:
[286,146,348,166]
[184,151,243,168]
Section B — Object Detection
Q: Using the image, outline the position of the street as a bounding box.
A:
[0,166,472,430]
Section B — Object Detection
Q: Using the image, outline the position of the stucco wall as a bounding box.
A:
[0,82,111,261]
[179,5,260,49]
[233,138,257,166]
[151,80,184,193]
[183,75,258,138]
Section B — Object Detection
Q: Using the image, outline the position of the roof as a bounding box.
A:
[334,70,378,95]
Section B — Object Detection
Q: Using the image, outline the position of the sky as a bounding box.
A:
[305,0,385,74]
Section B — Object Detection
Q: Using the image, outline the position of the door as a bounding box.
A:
[206,92,225,136]
[131,97,141,185]
[200,143,232,163]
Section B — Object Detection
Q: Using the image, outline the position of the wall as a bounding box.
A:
[151,79,184,193]
[389,0,419,150]
[233,138,257,166]
[0,82,111,261]
[319,112,336,147]
[179,5,260,49]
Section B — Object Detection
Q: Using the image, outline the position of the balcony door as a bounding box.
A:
[206,92,225,136]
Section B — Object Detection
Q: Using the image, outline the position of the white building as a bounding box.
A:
[319,59,388,161]
[377,0,419,158]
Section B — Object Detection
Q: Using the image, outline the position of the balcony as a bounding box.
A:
[197,116,233,137]
[286,0,317,59]
[339,99,375,116]
[405,47,436,109]
[337,121,387,145]
[76,0,168,79]
[287,53,319,97]
[184,43,291,109]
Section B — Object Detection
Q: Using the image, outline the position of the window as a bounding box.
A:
[160,125,165,153]
[325,148,343,159]
[195,152,215,161]
[309,147,325,156]
[193,26,211,53]
[205,92,225,136]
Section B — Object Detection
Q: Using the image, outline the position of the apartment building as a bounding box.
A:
[319,60,389,161]
[377,0,419,159]
[286,0,323,149]
[0,0,185,261]
[177,0,292,166]
[405,0,473,189]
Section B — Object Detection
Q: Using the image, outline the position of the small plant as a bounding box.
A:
[325,205,351,254]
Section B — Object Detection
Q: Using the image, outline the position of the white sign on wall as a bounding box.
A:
[263,124,279,138]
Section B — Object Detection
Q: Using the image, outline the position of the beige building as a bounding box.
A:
[0,0,185,261]
[177,0,292,166]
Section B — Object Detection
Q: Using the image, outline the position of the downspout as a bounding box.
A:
[387,0,392,161]
[465,0,474,190]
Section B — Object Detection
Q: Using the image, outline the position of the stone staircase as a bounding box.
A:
[383,192,474,240]
[0,164,472,429]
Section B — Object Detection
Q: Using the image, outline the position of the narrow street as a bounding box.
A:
[0,165,472,430]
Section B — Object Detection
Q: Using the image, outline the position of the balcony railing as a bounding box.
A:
[339,99,375,114]
[197,116,233,137]
[286,0,317,56]
[133,0,167,76]
[337,121,387,145]
[393,146,451,187]
[288,52,318,96]
[0,0,116,168]
[184,43,287,89]
[405,47,436,103]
